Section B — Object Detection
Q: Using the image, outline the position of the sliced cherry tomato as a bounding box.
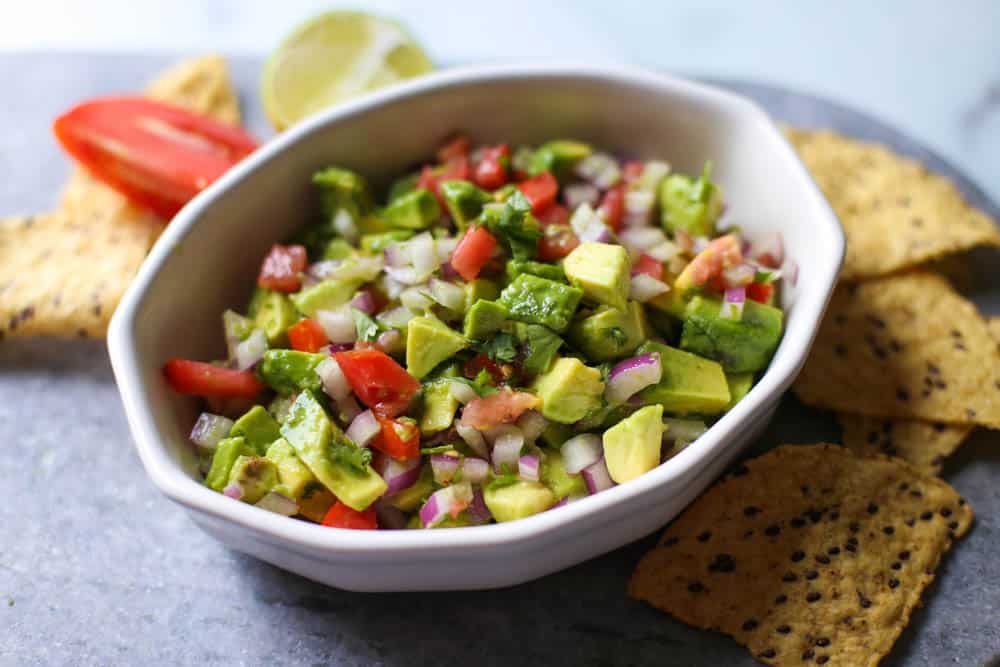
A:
[463,353,505,385]
[632,253,665,281]
[436,135,470,163]
[537,203,569,226]
[747,282,775,304]
[163,359,264,399]
[322,501,378,529]
[473,144,510,190]
[333,349,420,417]
[598,184,626,232]
[459,389,541,431]
[518,171,558,214]
[373,415,420,461]
[622,160,644,184]
[537,224,579,261]
[418,155,469,208]
[52,96,258,218]
[257,244,307,293]
[450,225,498,281]
[287,318,328,353]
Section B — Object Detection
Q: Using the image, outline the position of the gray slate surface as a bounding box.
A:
[2,54,998,667]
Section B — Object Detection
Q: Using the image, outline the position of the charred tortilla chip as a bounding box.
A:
[838,415,971,475]
[630,444,972,667]
[793,272,1000,428]
[786,128,1000,281]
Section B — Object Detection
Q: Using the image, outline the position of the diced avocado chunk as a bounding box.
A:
[357,213,390,235]
[265,438,316,500]
[514,323,563,375]
[223,309,254,349]
[540,449,587,500]
[463,299,508,341]
[313,166,371,225]
[280,392,387,511]
[568,301,649,362]
[383,188,441,230]
[464,279,500,310]
[387,171,420,203]
[360,230,413,254]
[645,304,679,341]
[440,180,491,230]
[389,465,434,511]
[267,394,297,424]
[297,483,336,523]
[291,279,362,318]
[603,404,664,484]
[257,349,326,396]
[420,380,459,436]
[540,421,573,448]
[680,296,783,373]
[427,513,477,529]
[247,288,298,346]
[227,455,279,504]
[529,140,593,180]
[406,316,469,379]
[321,238,355,261]
[659,163,724,238]
[647,288,689,319]
[637,341,731,416]
[563,242,630,310]
[726,372,755,410]
[484,480,556,522]
[204,436,255,491]
[498,274,583,333]
[506,259,566,283]
[531,357,605,424]
[230,405,282,454]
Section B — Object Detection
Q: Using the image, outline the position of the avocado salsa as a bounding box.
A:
[164,136,787,530]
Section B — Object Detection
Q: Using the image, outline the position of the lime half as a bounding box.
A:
[262,11,434,131]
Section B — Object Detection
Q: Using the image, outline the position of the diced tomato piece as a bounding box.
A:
[436,135,470,163]
[632,253,664,281]
[598,184,626,232]
[518,171,559,214]
[322,501,378,529]
[450,225,497,281]
[373,415,420,461]
[463,353,505,385]
[459,389,541,431]
[418,156,469,207]
[622,160,644,184]
[257,244,307,293]
[163,359,265,399]
[333,349,420,417]
[287,318,328,353]
[675,234,743,293]
[52,96,258,218]
[473,144,510,190]
[537,224,579,261]
[537,203,569,226]
[747,282,774,304]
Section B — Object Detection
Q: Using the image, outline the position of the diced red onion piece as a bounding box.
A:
[629,273,670,302]
[561,433,602,474]
[467,487,492,524]
[234,329,267,371]
[581,457,615,494]
[377,305,415,330]
[317,305,357,344]
[570,203,613,243]
[518,454,540,482]
[440,261,460,280]
[379,456,422,497]
[563,182,600,209]
[456,423,489,459]
[449,381,479,405]
[376,329,403,355]
[350,290,376,314]
[720,286,746,320]
[345,409,380,447]
[316,357,351,400]
[576,153,621,189]
[419,482,473,527]
[460,457,490,484]
[335,395,362,424]
[783,258,799,286]
[515,410,548,443]
[490,425,524,473]
[189,412,234,449]
[431,453,461,485]
[429,278,466,312]
[663,417,708,444]
[620,226,667,253]
[374,500,408,529]
[332,208,359,244]
[383,242,408,268]
[722,262,757,288]
[605,352,662,404]
[222,482,243,500]
[254,491,298,516]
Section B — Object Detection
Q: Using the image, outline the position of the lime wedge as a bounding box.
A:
[262,11,434,131]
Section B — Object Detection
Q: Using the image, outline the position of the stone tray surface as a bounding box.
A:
[1,54,998,667]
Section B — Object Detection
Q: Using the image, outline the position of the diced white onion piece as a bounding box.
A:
[376,329,403,355]
[692,236,710,253]
[383,242,408,268]
[518,454,540,482]
[382,275,405,299]
[449,381,480,405]
[436,236,458,263]
[314,255,383,282]
[563,183,600,209]
[384,266,423,285]
[429,278,466,312]
[317,305,357,344]
[189,413,234,449]
[722,262,757,287]
[490,425,524,473]
[407,232,440,278]
[335,395,362,423]
[234,328,268,371]
[254,491,298,516]
[581,457,616,494]
[570,203,612,243]
[316,357,351,401]
[516,410,548,443]
[461,457,490,484]
[419,482,473,527]
[456,423,489,459]
[636,160,670,191]
[645,240,681,263]
[431,453,461,485]
[400,286,433,312]
[377,305,415,330]
[332,208,359,244]
[561,433,603,474]
[720,286,747,321]
[345,409,381,447]
[751,231,784,268]
[605,353,662,405]
[629,273,670,302]
[620,226,667,253]
[624,190,655,219]
[576,152,622,190]
[663,417,708,444]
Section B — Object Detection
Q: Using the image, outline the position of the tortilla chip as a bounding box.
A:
[786,128,1000,281]
[793,271,1000,428]
[0,55,241,339]
[838,415,971,475]
[630,444,972,667]
[988,317,1000,348]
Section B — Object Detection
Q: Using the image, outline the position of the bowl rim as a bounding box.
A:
[108,61,845,557]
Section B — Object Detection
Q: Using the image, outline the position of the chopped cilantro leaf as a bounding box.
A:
[482,190,542,260]
[606,326,628,348]
[487,463,520,490]
[329,440,372,475]
[478,331,519,363]
[420,444,456,455]
[352,308,381,342]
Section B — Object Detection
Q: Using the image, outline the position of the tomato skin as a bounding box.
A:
[287,319,328,353]
[598,185,626,232]
[459,389,541,430]
[418,156,470,207]
[333,349,420,417]
[450,225,498,281]
[322,501,378,529]
[537,224,579,261]
[257,244,307,293]
[436,135,470,163]
[632,253,664,281]
[463,353,505,385]
[537,203,569,226]
[52,96,258,218]
[518,171,558,214]
[473,144,510,190]
[373,415,420,461]
[747,282,774,304]
[622,160,644,184]
[163,358,264,399]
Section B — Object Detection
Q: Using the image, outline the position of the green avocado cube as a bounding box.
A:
[563,242,630,311]
[265,438,316,500]
[463,279,500,310]
[290,279,362,318]
[659,164,724,238]
[637,341,731,416]
[267,394,297,424]
[359,229,414,254]
[297,484,336,523]
[230,405,282,454]
[568,301,649,363]
[387,171,420,203]
[280,392,387,511]
[647,288,689,319]
[313,166,372,224]
[514,323,564,376]
[680,296,784,373]
[531,357,605,424]
[390,465,434,511]
[505,259,566,283]
[383,188,441,230]
[540,422,573,448]
[440,180,491,230]
[419,380,460,436]
[257,349,326,396]
[603,404,664,484]
[463,299,508,341]
[725,372,755,410]
[247,288,299,346]
[204,436,255,491]
[227,455,279,504]
[529,140,593,180]
[484,480,556,522]
[498,274,583,333]
[223,309,254,346]
[321,238,355,261]
[540,448,587,500]
[406,316,469,379]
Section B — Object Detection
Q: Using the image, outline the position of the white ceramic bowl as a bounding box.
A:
[108,63,844,592]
